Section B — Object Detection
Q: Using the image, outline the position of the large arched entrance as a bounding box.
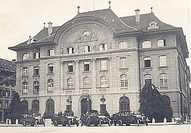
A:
[81,98,92,115]
[119,96,130,112]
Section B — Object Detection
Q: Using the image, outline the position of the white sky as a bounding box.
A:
[0,0,190,66]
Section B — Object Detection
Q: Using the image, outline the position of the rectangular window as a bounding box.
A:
[100,44,107,51]
[159,55,167,67]
[84,62,89,71]
[22,82,28,94]
[68,63,73,72]
[22,67,28,76]
[0,101,2,109]
[34,66,39,75]
[144,57,151,67]
[120,57,127,68]
[48,49,54,56]
[48,64,53,73]
[101,60,107,70]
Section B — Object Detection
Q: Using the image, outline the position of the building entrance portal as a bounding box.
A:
[81,98,91,115]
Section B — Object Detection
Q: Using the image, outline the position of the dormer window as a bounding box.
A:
[119,41,128,49]
[33,52,40,59]
[157,39,166,47]
[142,41,151,48]
[22,53,29,60]
[148,21,159,30]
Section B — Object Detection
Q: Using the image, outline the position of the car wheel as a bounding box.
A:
[54,121,58,126]
[22,121,26,126]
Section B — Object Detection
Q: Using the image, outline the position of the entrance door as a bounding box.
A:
[81,98,91,115]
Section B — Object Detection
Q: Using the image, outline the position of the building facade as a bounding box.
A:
[0,58,16,123]
[9,7,190,120]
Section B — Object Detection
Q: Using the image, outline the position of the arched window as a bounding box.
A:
[142,41,151,48]
[22,100,28,114]
[157,39,166,47]
[67,78,74,89]
[33,81,39,94]
[120,74,128,88]
[100,76,107,87]
[160,73,167,86]
[67,47,74,54]
[32,100,39,113]
[47,79,54,92]
[83,77,90,88]
[119,41,128,49]
[33,52,40,59]
[119,96,130,112]
[22,53,29,60]
[46,99,54,116]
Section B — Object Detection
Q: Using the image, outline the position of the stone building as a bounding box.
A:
[0,58,16,123]
[9,6,190,120]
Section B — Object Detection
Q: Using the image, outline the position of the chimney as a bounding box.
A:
[48,21,53,36]
[135,9,140,23]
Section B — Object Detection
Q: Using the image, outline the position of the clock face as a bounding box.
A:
[82,30,90,36]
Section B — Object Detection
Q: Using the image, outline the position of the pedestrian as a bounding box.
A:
[145,117,149,126]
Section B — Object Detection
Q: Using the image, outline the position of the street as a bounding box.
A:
[0,123,190,133]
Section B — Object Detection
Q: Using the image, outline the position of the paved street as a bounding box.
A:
[0,123,190,133]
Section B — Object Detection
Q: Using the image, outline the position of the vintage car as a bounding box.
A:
[34,115,45,126]
[80,110,100,126]
[51,112,70,126]
[64,110,79,126]
[111,111,137,126]
[66,116,79,126]
[98,115,111,126]
[19,114,36,126]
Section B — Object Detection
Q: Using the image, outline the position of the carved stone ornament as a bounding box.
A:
[75,29,98,43]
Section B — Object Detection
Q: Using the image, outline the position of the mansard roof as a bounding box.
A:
[8,8,188,58]
[0,58,16,73]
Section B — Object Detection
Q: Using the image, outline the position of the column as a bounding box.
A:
[108,57,112,89]
[75,60,80,91]
[91,58,96,92]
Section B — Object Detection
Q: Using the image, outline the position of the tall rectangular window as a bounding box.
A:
[159,55,167,67]
[48,49,54,56]
[48,63,53,73]
[22,82,28,94]
[34,66,39,75]
[33,81,39,94]
[120,57,127,68]
[22,67,28,76]
[101,60,107,70]
[68,63,73,72]
[160,74,167,86]
[84,62,89,71]
[144,57,151,67]
[100,43,107,51]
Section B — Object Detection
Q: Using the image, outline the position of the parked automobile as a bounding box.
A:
[98,115,111,126]
[80,110,100,126]
[51,112,70,126]
[111,111,137,126]
[33,114,45,126]
[64,110,79,126]
[19,114,36,126]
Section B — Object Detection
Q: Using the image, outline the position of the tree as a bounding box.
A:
[9,92,24,123]
[139,81,165,122]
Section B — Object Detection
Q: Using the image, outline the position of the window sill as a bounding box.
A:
[33,75,40,77]
[83,71,91,73]
[158,66,168,69]
[63,88,75,90]
[120,87,128,89]
[143,67,153,70]
[80,88,92,89]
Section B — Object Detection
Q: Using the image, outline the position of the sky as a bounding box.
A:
[0,0,190,66]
